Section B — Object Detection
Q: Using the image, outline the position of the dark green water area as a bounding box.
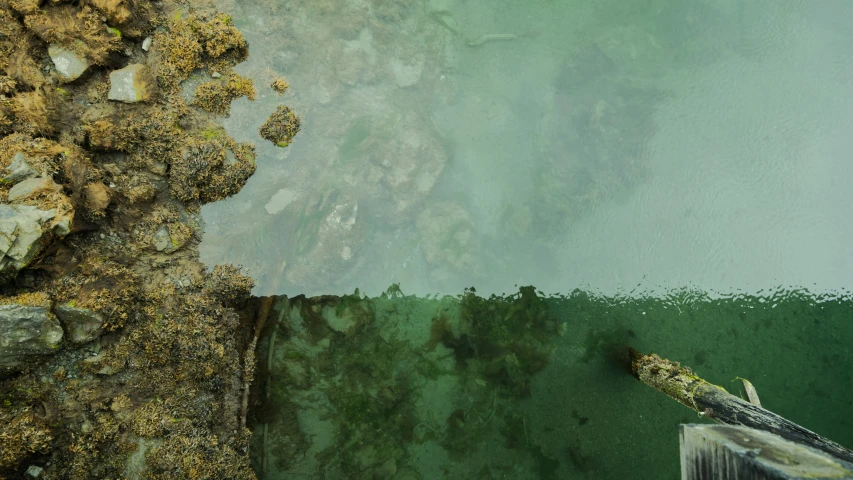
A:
[249,286,853,479]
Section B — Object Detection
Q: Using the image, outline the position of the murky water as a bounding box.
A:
[200,0,853,298]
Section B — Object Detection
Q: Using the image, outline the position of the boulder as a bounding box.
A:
[0,205,56,281]
[0,303,63,367]
[108,64,155,103]
[48,44,93,82]
[7,176,61,201]
[4,152,36,183]
[53,303,105,344]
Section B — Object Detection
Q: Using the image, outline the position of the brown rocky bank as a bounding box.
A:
[0,0,292,478]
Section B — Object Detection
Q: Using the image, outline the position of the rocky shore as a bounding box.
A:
[0,1,286,477]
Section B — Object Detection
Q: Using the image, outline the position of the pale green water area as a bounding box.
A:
[195,0,853,478]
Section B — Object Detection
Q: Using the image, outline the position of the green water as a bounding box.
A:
[251,288,853,479]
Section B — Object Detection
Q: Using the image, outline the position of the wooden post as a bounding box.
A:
[630,349,853,464]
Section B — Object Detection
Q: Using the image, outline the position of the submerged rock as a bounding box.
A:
[108,64,155,103]
[0,302,63,367]
[0,205,56,280]
[53,303,105,344]
[48,44,93,82]
[4,152,37,183]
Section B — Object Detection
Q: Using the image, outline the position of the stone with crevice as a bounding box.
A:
[48,44,93,82]
[0,303,64,367]
[4,152,37,183]
[0,204,56,280]
[108,64,155,103]
[54,303,105,344]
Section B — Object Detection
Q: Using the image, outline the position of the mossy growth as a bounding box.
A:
[192,73,256,116]
[23,5,124,64]
[155,12,248,91]
[270,77,289,94]
[145,434,255,480]
[259,105,300,147]
[168,136,257,204]
[0,407,53,471]
[202,264,254,308]
[9,87,61,136]
[52,256,140,331]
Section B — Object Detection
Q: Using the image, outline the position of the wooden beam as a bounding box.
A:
[630,349,853,464]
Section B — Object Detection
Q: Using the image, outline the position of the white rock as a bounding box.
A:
[264,188,297,215]
[48,44,92,82]
[108,64,154,103]
[389,56,423,88]
[4,152,36,183]
[141,37,152,51]
[7,176,61,201]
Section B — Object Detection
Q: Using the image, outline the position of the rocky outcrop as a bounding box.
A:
[3,152,36,183]
[0,205,58,281]
[48,44,93,82]
[53,303,105,344]
[108,64,156,103]
[0,301,63,367]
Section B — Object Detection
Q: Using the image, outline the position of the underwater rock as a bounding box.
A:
[53,303,105,344]
[0,205,57,280]
[108,64,155,103]
[0,302,63,367]
[48,44,93,82]
[7,175,61,201]
[141,36,152,51]
[337,112,447,216]
[415,201,476,274]
[389,56,423,88]
[284,194,362,286]
[3,152,37,183]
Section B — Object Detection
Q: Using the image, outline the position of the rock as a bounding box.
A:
[141,37,152,52]
[108,64,155,103]
[53,303,105,344]
[152,225,186,253]
[25,465,44,478]
[0,205,56,280]
[48,44,93,82]
[211,71,222,78]
[284,194,363,286]
[264,188,297,215]
[84,182,111,214]
[389,56,423,88]
[4,152,36,183]
[7,176,61,201]
[0,303,63,367]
